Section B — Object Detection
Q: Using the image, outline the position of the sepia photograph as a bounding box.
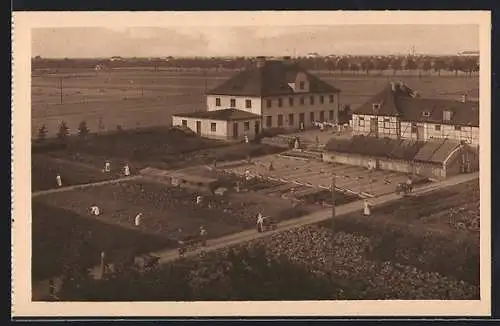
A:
[12,11,491,317]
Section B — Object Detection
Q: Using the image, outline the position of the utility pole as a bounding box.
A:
[59,77,63,104]
[331,173,336,230]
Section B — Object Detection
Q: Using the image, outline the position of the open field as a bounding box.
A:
[32,178,315,281]
[32,69,479,138]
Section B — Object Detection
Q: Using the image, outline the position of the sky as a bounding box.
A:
[32,25,479,58]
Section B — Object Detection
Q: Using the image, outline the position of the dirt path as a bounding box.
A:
[32,175,142,198]
[31,171,479,300]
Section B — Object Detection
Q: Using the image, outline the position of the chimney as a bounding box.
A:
[256,56,266,68]
[461,94,468,103]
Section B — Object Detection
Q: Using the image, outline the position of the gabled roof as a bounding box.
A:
[173,108,260,121]
[325,135,425,161]
[354,82,415,116]
[208,60,341,97]
[324,135,463,164]
[354,82,479,127]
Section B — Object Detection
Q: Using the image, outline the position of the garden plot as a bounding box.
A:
[217,154,413,198]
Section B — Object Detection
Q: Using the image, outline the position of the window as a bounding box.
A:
[266,116,272,127]
[329,110,334,121]
[358,117,365,127]
[278,98,283,107]
[372,103,380,113]
[454,125,462,131]
[383,118,390,129]
[215,98,221,107]
[267,99,272,108]
[277,114,284,126]
[422,111,431,117]
[319,111,325,121]
[299,81,305,90]
[435,124,441,131]
[288,114,294,126]
[245,99,252,108]
[310,112,315,121]
[289,97,294,106]
[320,96,324,104]
[329,95,334,103]
[211,123,217,132]
[230,98,236,107]
[300,97,305,105]
[244,121,250,131]
[310,96,315,105]
[181,119,187,127]
[411,123,418,133]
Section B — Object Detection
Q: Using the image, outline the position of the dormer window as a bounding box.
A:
[372,103,380,113]
[299,81,305,90]
[443,110,453,121]
[422,111,431,117]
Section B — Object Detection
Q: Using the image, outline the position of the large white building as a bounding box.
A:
[173,57,341,140]
[351,81,479,147]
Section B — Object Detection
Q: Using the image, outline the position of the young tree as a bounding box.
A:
[37,124,47,141]
[78,120,90,138]
[57,121,69,140]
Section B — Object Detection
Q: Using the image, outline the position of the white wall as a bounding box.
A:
[261,93,339,130]
[206,95,262,116]
[172,116,228,140]
[401,121,479,145]
[352,114,399,138]
[226,119,259,141]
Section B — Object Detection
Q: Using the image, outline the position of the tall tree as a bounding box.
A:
[374,58,389,74]
[421,60,432,75]
[361,59,374,76]
[433,59,447,76]
[390,58,402,75]
[336,58,348,75]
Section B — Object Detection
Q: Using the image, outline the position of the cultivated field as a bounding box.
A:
[54,179,480,301]
[32,178,317,281]
[32,127,285,191]
[31,69,479,138]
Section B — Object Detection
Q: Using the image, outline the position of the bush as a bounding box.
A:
[37,125,47,142]
[78,121,90,138]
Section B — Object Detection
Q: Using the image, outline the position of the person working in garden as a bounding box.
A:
[104,161,111,173]
[56,173,62,187]
[200,226,208,246]
[90,205,101,216]
[363,199,372,216]
[256,213,265,233]
[124,164,130,176]
[135,213,143,227]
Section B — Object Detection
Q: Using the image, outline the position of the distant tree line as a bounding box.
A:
[32,55,479,76]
